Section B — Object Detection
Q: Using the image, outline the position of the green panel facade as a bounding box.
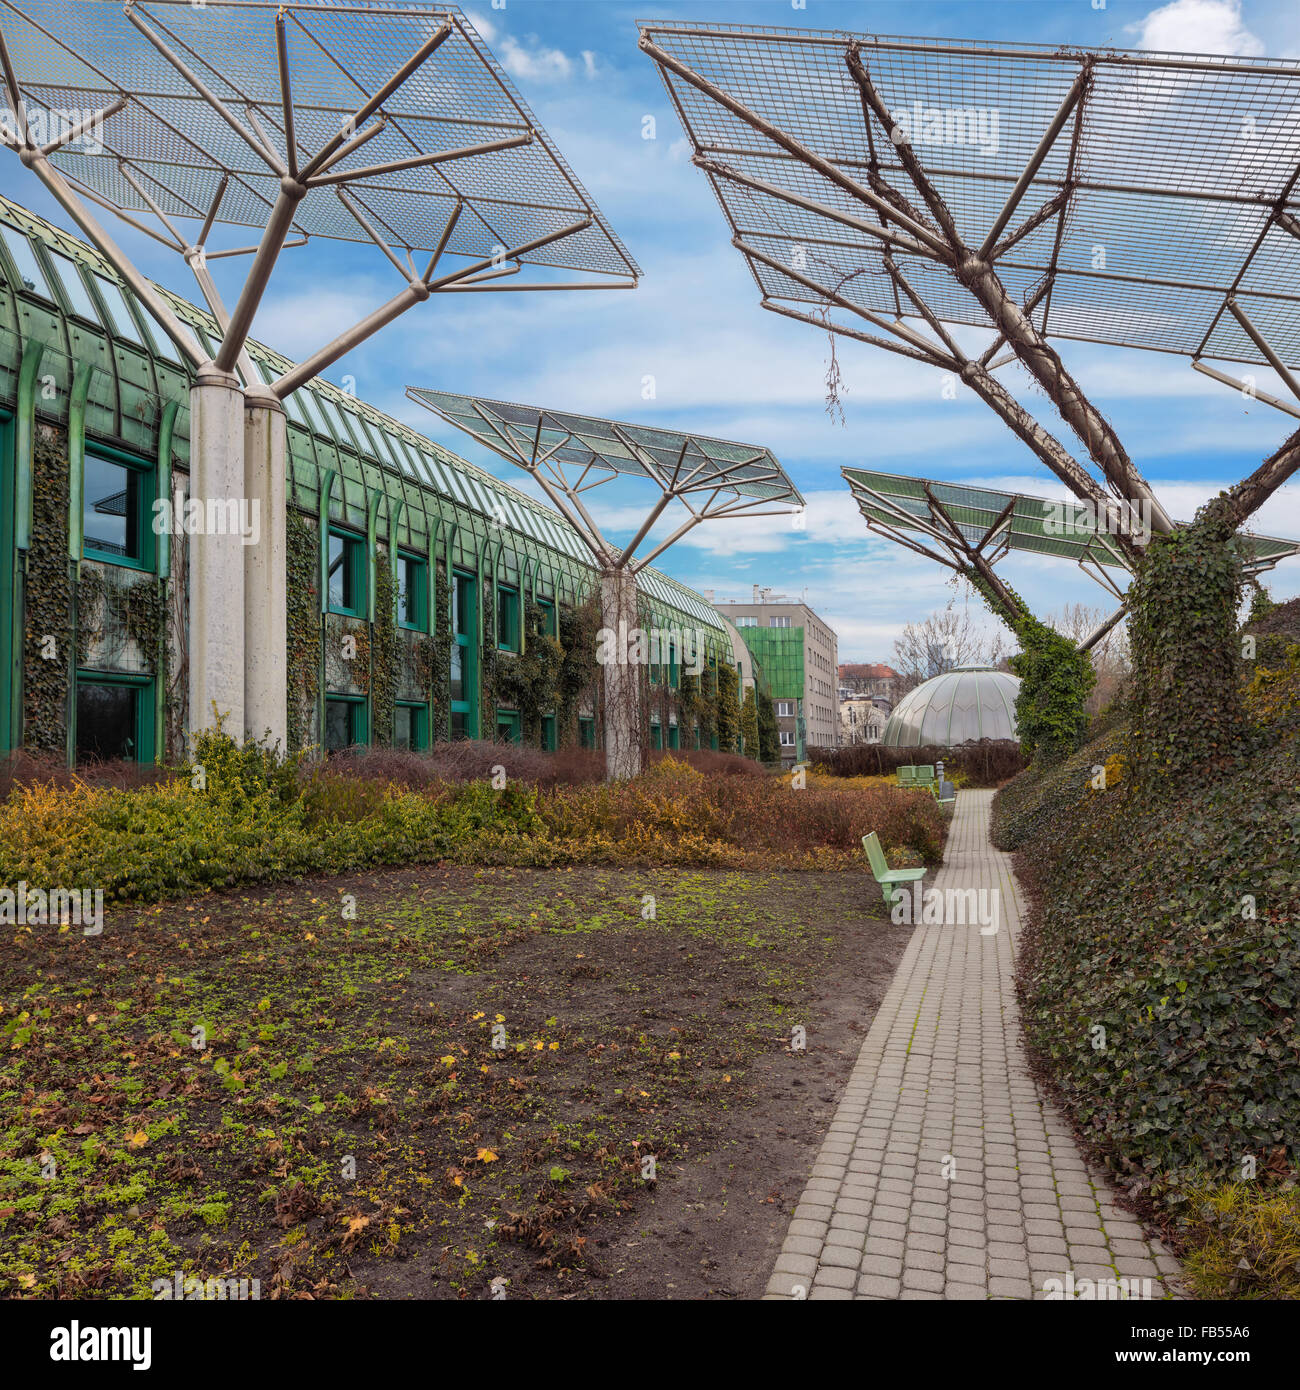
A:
[0,195,732,764]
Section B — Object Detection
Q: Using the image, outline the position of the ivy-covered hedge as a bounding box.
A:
[997,697,1300,1295]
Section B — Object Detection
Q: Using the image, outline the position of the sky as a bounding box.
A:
[6,0,1300,664]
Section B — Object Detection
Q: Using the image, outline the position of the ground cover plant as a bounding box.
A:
[0,861,915,1300]
[993,619,1300,1298]
[0,742,945,906]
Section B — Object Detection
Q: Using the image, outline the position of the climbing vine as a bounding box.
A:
[964,565,1094,765]
[556,595,599,741]
[757,689,778,763]
[739,684,759,757]
[494,598,564,741]
[431,559,451,741]
[1125,498,1246,788]
[285,508,320,754]
[23,427,72,754]
[369,560,397,745]
[716,660,741,753]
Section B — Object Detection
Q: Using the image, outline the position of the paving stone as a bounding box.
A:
[761,792,1182,1302]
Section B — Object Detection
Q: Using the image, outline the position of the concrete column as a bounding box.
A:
[188,366,245,739]
[243,387,287,750]
[599,566,644,779]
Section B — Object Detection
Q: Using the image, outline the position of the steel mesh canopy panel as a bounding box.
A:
[844,466,1300,570]
[1,0,639,276]
[410,387,803,502]
[641,21,1300,366]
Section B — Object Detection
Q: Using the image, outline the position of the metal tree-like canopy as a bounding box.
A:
[640,21,1300,536]
[407,388,804,573]
[845,465,1300,649]
[0,0,638,385]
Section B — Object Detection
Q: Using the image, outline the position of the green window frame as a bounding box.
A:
[496,583,520,653]
[82,443,156,572]
[538,598,557,639]
[396,550,428,632]
[669,639,680,690]
[541,713,556,752]
[327,527,366,617]
[579,716,595,750]
[668,723,680,750]
[451,569,478,739]
[74,671,154,764]
[496,708,521,744]
[395,701,428,751]
[324,694,368,752]
[651,722,662,750]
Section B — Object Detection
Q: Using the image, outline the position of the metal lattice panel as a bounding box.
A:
[2,0,639,277]
[409,388,803,503]
[844,466,1300,571]
[642,21,1300,366]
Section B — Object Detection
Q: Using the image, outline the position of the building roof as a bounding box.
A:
[882,665,1020,747]
[0,193,724,632]
[840,662,898,680]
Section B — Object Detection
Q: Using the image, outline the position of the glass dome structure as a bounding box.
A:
[882,666,1020,747]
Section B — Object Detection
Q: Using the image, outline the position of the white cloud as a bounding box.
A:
[1127,0,1265,56]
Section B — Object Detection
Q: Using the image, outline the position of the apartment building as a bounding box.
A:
[709,586,840,760]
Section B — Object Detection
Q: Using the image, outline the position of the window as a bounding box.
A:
[779,730,795,747]
[397,552,427,631]
[451,570,477,738]
[538,598,557,639]
[496,709,521,744]
[693,727,701,750]
[735,616,757,627]
[496,584,520,652]
[776,701,794,718]
[0,227,53,298]
[75,674,152,763]
[48,251,101,322]
[395,701,428,751]
[83,448,154,569]
[327,529,366,617]
[651,722,662,750]
[578,716,595,750]
[541,713,556,752]
[668,639,679,690]
[769,616,791,628]
[325,695,367,752]
[667,723,680,750]
[93,275,147,347]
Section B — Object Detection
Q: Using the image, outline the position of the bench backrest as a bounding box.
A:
[897,765,916,784]
[915,764,935,783]
[862,831,889,879]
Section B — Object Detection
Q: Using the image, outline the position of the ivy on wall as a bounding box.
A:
[740,684,759,757]
[757,689,778,763]
[964,565,1095,766]
[369,560,397,745]
[23,427,72,754]
[479,576,497,736]
[557,595,599,742]
[1125,499,1246,788]
[431,558,451,741]
[716,661,741,753]
[285,507,320,754]
[495,598,564,741]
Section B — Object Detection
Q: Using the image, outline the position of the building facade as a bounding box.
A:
[711,587,840,761]
[0,197,741,766]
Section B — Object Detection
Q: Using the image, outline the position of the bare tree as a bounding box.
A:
[893,601,1009,684]
[1046,603,1130,715]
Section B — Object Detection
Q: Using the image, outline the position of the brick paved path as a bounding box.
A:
[766,789,1182,1300]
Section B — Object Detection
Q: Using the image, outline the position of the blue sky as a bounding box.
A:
[9,0,1300,662]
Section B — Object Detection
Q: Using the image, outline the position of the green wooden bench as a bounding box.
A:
[896,765,917,788]
[862,831,927,909]
[914,764,936,790]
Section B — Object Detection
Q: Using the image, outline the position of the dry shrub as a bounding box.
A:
[808,739,1025,787]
